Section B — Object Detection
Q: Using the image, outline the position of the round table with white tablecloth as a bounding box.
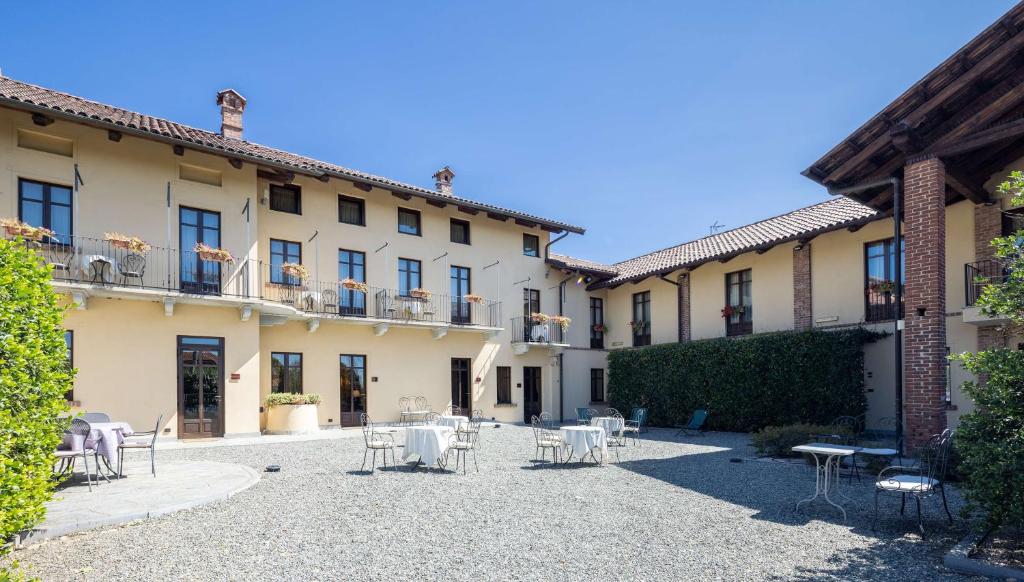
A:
[590,416,624,437]
[560,425,607,464]
[437,415,468,431]
[64,421,134,469]
[403,425,455,469]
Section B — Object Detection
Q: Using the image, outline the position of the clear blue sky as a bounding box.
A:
[0,1,1015,263]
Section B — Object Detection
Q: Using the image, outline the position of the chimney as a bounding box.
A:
[432,166,455,195]
[216,89,247,140]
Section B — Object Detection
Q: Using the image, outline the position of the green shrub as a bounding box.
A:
[949,348,1024,530]
[751,424,847,458]
[264,392,322,407]
[0,239,72,556]
[607,328,882,432]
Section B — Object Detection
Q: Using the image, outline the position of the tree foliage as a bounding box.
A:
[607,328,883,432]
[949,170,1024,530]
[0,239,71,555]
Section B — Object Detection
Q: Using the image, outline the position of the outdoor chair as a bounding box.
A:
[413,396,431,424]
[575,407,596,426]
[447,417,482,474]
[398,396,413,426]
[872,429,955,538]
[531,415,563,463]
[424,411,441,425]
[624,407,647,445]
[117,414,162,478]
[539,411,557,431]
[118,252,146,286]
[675,409,709,437]
[54,418,99,491]
[360,413,396,472]
[859,416,904,467]
[605,410,627,462]
[814,415,867,482]
[80,412,111,423]
[320,289,338,315]
[45,242,76,280]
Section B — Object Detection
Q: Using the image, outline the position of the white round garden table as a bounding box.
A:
[560,425,607,464]
[590,416,624,436]
[437,415,468,431]
[403,425,454,470]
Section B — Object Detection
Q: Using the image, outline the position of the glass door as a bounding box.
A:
[339,249,366,315]
[523,289,540,342]
[177,336,224,438]
[180,207,222,295]
[340,354,367,427]
[450,266,471,324]
[450,358,471,415]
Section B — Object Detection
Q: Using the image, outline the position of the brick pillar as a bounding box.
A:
[793,243,812,331]
[903,156,947,449]
[678,272,691,342]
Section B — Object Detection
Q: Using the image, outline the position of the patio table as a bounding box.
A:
[560,425,607,464]
[65,421,134,473]
[590,416,624,436]
[437,415,468,431]
[82,254,116,283]
[403,425,454,470]
[792,442,860,522]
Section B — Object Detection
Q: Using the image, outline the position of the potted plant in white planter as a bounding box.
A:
[264,392,322,435]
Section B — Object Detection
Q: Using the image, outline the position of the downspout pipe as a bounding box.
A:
[828,177,903,448]
[544,230,570,259]
[557,272,574,423]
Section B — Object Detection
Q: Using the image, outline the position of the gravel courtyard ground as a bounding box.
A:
[5,427,981,581]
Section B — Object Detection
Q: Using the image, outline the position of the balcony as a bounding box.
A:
[864,282,904,323]
[963,260,1010,326]
[510,316,569,355]
[7,233,503,336]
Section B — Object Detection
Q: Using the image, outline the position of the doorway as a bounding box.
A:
[180,207,222,295]
[523,366,542,423]
[451,358,471,416]
[340,354,367,426]
[177,336,225,438]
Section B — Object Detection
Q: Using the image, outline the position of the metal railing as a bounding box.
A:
[864,282,904,322]
[965,259,1007,307]
[510,316,565,344]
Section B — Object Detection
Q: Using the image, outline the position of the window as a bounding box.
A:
[864,238,904,322]
[338,195,365,226]
[497,366,512,404]
[339,249,367,315]
[523,233,540,257]
[398,208,421,236]
[269,184,301,215]
[725,269,753,336]
[451,266,471,324]
[270,239,302,285]
[180,207,222,294]
[450,219,471,245]
[270,352,303,394]
[590,368,605,403]
[632,291,651,347]
[19,178,72,244]
[64,330,74,402]
[590,297,605,349]
[398,258,421,295]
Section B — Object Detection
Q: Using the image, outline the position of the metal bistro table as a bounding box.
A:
[792,443,860,522]
[560,425,608,465]
[403,425,455,471]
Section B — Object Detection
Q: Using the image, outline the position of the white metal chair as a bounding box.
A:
[872,429,955,537]
[531,415,562,463]
[360,413,396,472]
[447,417,482,474]
[117,414,162,478]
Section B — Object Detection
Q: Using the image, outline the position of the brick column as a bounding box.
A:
[678,272,691,342]
[793,243,812,331]
[903,156,947,449]
[974,203,1005,352]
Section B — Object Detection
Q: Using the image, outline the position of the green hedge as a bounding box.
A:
[0,239,72,557]
[607,328,883,432]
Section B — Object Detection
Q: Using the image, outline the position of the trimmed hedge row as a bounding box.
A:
[607,328,884,432]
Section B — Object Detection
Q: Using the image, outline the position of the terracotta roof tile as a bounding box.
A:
[547,253,618,276]
[0,75,583,234]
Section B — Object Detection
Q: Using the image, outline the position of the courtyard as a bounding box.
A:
[6,427,977,581]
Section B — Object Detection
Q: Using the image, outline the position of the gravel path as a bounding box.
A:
[5,427,981,581]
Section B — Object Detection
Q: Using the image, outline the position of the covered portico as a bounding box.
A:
[803,1,1024,449]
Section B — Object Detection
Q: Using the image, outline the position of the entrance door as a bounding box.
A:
[451,358,471,415]
[177,336,225,438]
[340,354,367,426]
[180,207,222,295]
[523,366,542,423]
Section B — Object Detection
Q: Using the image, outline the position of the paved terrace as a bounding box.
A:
[5,427,978,581]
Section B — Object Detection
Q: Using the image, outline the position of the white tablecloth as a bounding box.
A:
[64,421,134,464]
[437,415,469,431]
[81,255,116,282]
[560,426,607,460]
[591,416,624,436]
[530,323,550,342]
[403,426,454,466]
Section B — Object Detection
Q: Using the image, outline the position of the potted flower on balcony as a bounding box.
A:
[409,287,432,300]
[340,278,369,293]
[264,392,322,435]
[531,312,550,324]
[721,305,735,318]
[280,262,310,281]
[463,293,485,304]
[869,280,897,295]
[592,323,608,333]
[0,218,55,241]
[629,320,648,333]
[104,232,152,253]
[194,242,235,263]
[549,315,572,331]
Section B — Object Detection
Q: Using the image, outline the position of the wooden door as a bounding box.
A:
[340,354,367,426]
[450,358,471,415]
[523,366,542,423]
[177,336,225,438]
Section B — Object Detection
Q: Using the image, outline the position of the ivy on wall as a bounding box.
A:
[607,328,885,432]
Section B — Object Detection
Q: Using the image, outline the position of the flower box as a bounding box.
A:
[105,232,152,253]
[550,315,572,331]
[264,394,321,435]
[194,242,235,263]
[530,312,550,324]
[1,218,54,241]
[281,262,310,280]
[409,288,432,300]
[341,278,369,293]
[463,294,485,304]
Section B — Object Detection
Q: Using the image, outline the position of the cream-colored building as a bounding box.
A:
[3,2,1024,444]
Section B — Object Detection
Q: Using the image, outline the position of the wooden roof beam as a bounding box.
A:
[426,199,447,208]
[945,169,989,204]
[930,72,1024,148]
[487,212,508,222]
[457,205,479,216]
[514,218,537,228]
[931,116,1024,157]
[391,191,413,201]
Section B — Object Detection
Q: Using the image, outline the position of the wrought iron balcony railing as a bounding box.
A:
[965,259,1008,307]
[510,316,565,344]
